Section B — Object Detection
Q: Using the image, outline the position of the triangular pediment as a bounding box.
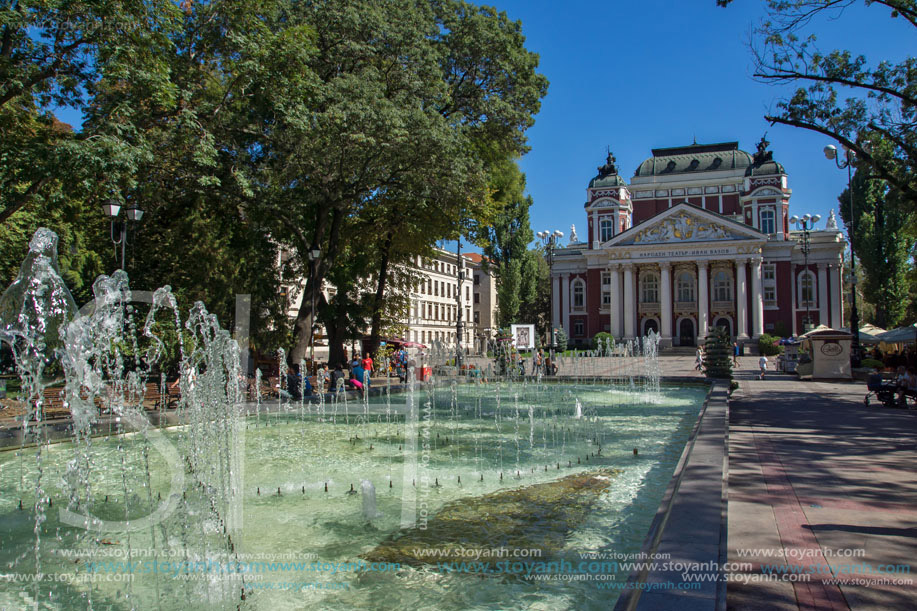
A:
[605,204,765,247]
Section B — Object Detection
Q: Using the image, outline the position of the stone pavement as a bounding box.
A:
[727,367,917,610]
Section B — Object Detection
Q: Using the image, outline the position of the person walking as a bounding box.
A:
[733,342,740,368]
[758,355,768,380]
[695,347,703,372]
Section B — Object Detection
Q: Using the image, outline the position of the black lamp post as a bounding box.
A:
[789,213,820,333]
[102,199,143,270]
[824,144,861,367]
[456,238,464,371]
[307,248,321,374]
[537,229,564,355]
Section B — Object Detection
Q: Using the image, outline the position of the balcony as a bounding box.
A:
[638,302,660,314]
[673,301,697,312]
[711,300,734,312]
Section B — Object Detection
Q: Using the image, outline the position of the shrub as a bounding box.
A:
[592,332,614,351]
[702,327,733,380]
[758,333,781,356]
[860,358,884,370]
[555,327,568,352]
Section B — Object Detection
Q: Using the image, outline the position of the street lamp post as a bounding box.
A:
[307,248,321,374]
[789,214,821,333]
[102,199,144,270]
[537,229,564,357]
[456,238,464,371]
[824,144,861,367]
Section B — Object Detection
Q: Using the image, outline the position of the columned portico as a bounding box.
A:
[623,264,635,340]
[736,259,749,339]
[660,261,673,346]
[817,263,829,328]
[697,261,709,343]
[751,256,764,338]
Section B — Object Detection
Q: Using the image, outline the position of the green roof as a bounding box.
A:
[634,142,753,177]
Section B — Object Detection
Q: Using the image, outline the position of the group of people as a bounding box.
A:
[894,366,917,405]
[496,348,558,377]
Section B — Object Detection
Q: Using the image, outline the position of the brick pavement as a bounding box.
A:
[727,367,917,610]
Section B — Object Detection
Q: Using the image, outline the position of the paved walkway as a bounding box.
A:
[727,368,917,610]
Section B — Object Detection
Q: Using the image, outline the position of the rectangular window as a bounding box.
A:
[466,286,470,299]
[601,272,612,306]
[600,218,613,242]
[763,263,777,306]
[574,320,585,337]
[474,311,480,323]
[474,274,480,285]
[760,209,776,234]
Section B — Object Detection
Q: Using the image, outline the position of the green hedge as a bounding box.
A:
[758,333,781,356]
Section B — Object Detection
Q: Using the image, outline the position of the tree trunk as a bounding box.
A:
[366,231,394,359]
[290,204,345,362]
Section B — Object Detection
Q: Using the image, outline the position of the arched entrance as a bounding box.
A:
[678,318,696,347]
[643,318,659,336]
[714,316,732,338]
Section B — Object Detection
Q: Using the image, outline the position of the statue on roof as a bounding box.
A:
[597,150,618,177]
[753,133,773,164]
[569,224,579,244]
[825,209,838,231]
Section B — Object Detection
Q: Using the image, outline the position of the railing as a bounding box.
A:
[638,302,660,314]
[711,300,734,311]
[673,301,697,311]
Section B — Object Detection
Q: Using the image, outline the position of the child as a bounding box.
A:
[758,355,768,380]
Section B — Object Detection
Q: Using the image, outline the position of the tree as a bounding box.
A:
[482,157,536,327]
[718,0,917,207]
[838,150,915,328]
[703,327,733,379]
[516,247,551,334]
[0,0,182,224]
[257,0,547,362]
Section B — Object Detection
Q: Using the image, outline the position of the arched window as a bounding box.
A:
[760,209,775,234]
[641,273,659,303]
[571,279,585,310]
[798,270,816,306]
[713,271,732,302]
[600,218,614,241]
[677,272,695,303]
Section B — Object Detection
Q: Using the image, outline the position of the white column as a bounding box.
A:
[736,259,748,339]
[817,263,829,328]
[697,261,709,343]
[790,264,798,336]
[614,265,624,339]
[660,262,673,343]
[609,265,622,338]
[828,263,844,329]
[561,273,570,335]
[751,257,764,338]
[623,264,635,340]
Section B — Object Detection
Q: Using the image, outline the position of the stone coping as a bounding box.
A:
[614,382,729,611]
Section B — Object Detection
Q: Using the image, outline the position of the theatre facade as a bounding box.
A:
[550,139,847,348]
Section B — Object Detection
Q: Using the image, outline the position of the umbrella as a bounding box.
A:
[874,323,917,344]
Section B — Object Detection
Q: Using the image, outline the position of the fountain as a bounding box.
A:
[0,229,707,610]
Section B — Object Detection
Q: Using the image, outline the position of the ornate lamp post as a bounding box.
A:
[537,229,564,353]
[789,214,821,333]
[102,199,143,270]
[307,248,321,373]
[824,144,861,367]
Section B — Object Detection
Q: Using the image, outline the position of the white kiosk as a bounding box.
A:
[797,328,853,380]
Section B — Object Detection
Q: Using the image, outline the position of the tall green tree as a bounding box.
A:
[718,0,917,207]
[482,157,536,327]
[838,158,915,328]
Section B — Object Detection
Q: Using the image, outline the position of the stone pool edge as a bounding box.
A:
[612,380,728,611]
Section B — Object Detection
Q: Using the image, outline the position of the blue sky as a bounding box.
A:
[490,0,912,245]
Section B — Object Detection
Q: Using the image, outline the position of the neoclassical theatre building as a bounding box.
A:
[550,139,847,348]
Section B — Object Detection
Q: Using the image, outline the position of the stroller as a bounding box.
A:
[864,373,900,407]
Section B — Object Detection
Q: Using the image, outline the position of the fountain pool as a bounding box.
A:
[0,382,706,610]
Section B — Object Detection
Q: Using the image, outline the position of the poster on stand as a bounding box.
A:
[511,324,536,350]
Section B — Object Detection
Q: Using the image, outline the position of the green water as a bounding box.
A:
[0,382,706,610]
